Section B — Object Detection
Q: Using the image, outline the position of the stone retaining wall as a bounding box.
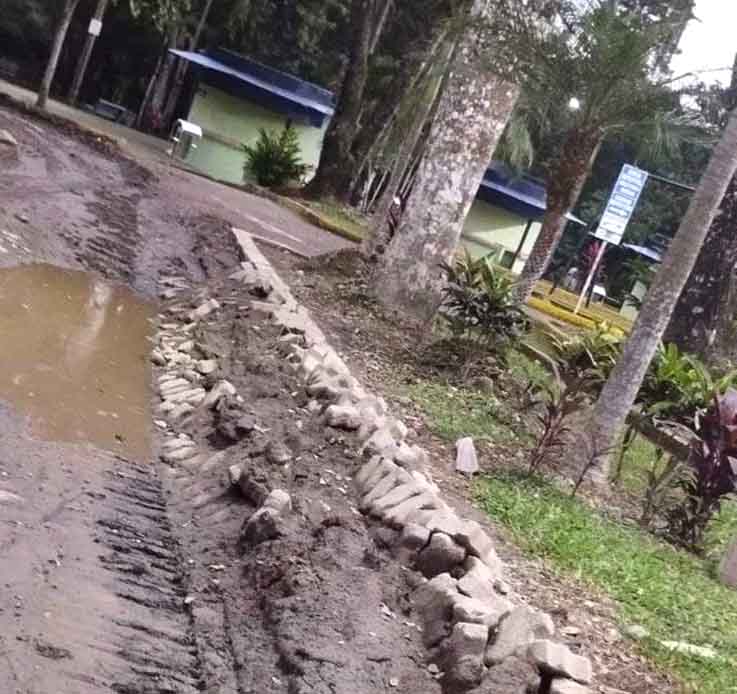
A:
[151,227,596,694]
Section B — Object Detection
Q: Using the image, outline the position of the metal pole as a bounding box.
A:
[511,219,534,268]
[575,241,607,314]
[68,0,109,105]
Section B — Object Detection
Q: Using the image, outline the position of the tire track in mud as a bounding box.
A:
[93,458,208,694]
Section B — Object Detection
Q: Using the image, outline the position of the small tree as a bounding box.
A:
[485,1,694,304]
[243,124,309,188]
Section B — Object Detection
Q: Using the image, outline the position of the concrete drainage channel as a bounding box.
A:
[147,228,595,694]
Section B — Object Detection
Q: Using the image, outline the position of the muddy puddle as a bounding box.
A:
[0,263,153,458]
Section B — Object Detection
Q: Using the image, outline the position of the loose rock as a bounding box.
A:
[485,606,555,665]
[413,573,459,647]
[527,639,593,684]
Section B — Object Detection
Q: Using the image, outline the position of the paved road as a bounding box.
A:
[0,79,354,258]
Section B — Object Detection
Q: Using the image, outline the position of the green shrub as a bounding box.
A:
[439,251,528,371]
[242,124,309,188]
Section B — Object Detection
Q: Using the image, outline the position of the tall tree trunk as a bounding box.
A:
[663,175,737,358]
[369,1,519,321]
[573,107,737,480]
[68,0,109,105]
[512,129,603,304]
[162,0,215,128]
[36,0,81,110]
[304,0,373,201]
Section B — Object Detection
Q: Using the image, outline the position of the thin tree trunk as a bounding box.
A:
[512,130,603,303]
[349,26,448,195]
[162,0,215,127]
[68,0,109,105]
[147,23,180,131]
[574,107,737,481]
[663,175,737,358]
[369,0,519,321]
[136,47,165,128]
[37,0,81,110]
[304,0,373,201]
[369,0,393,54]
[363,43,452,258]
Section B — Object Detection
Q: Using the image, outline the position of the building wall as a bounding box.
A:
[461,199,541,274]
[183,84,328,185]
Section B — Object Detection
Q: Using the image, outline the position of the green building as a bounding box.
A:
[171,49,582,273]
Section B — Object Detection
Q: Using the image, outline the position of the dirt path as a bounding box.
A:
[0,102,430,694]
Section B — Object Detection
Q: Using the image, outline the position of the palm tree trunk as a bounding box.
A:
[304,0,373,201]
[68,0,109,105]
[512,129,602,303]
[575,107,737,481]
[369,0,519,321]
[37,0,81,110]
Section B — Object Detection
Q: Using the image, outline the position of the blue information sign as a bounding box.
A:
[594,164,648,245]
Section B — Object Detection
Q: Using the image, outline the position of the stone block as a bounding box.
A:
[263,489,292,514]
[325,404,361,430]
[458,556,499,599]
[443,622,490,692]
[399,523,431,552]
[203,380,237,409]
[416,532,466,578]
[451,594,512,630]
[353,456,386,493]
[369,481,424,516]
[485,606,555,665]
[360,468,411,511]
[476,655,540,693]
[550,679,592,694]
[413,573,459,647]
[383,491,442,528]
[528,640,593,684]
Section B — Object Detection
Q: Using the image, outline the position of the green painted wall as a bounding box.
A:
[461,199,541,274]
[184,84,328,185]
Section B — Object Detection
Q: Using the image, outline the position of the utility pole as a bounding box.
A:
[68,0,110,105]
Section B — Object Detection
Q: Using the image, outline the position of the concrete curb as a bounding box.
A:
[227,228,596,693]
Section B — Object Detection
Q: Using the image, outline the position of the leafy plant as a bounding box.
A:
[639,343,737,423]
[639,450,694,528]
[439,251,528,371]
[665,389,737,551]
[527,378,592,477]
[243,124,309,188]
[549,322,624,386]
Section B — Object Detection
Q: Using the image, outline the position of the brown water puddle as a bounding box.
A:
[0,264,153,459]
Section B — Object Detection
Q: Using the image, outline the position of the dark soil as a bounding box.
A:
[154,274,444,694]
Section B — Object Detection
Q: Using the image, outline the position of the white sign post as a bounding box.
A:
[574,164,649,314]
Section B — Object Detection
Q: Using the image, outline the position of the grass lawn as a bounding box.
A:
[405,379,528,445]
[476,472,737,694]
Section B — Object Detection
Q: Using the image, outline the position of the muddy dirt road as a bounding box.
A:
[0,102,437,694]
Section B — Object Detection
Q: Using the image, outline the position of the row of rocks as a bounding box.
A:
[229,231,596,694]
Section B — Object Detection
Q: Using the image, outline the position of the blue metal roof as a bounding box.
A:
[477,162,585,225]
[171,48,335,126]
